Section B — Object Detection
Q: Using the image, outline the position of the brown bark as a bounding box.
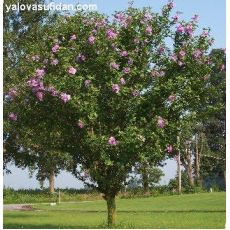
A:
[177,136,181,195]
[187,149,194,186]
[49,171,55,193]
[195,134,200,186]
[178,151,182,194]
[106,195,116,227]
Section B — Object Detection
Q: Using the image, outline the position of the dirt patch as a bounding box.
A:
[20,205,35,211]
[4,204,35,211]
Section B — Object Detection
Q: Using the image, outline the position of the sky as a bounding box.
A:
[3,0,226,190]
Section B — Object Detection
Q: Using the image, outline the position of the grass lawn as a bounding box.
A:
[3,192,226,229]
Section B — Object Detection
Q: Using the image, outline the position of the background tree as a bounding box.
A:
[199,48,226,188]
[133,162,165,194]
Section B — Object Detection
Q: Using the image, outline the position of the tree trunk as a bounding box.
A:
[49,171,55,193]
[178,151,182,194]
[177,135,181,195]
[195,134,200,186]
[106,195,116,227]
[187,149,194,186]
[142,162,149,194]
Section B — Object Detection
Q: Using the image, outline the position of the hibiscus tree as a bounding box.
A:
[5,1,216,226]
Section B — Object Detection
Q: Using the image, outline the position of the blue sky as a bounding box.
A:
[4,0,226,189]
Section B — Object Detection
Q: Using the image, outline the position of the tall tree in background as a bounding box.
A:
[199,49,226,188]
[133,162,165,193]
[3,0,64,191]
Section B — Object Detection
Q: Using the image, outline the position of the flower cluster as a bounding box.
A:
[27,68,71,103]
[8,112,17,121]
[7,88,17,100]
[52,44,60,53]
[157,116,166,128]
[106,29,118,40]
[151,70,165,77]
[108,136,118,146]
[176,23,194,36]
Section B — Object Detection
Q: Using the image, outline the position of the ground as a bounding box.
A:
[3,192,226,229]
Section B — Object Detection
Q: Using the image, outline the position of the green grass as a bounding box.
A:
[4,192,226,229]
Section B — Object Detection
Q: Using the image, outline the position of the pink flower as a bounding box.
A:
[123,67,130,74]
[106,29,118,39]
[146,26,152,35]
[108,136,118,146]
[159,71,165,77]
[132,90,140,97]
[168,94,176,102]
[43,59,49,64]
[178,61,184,66]
[35,91,44,101]
[176,24,184,33]
[120,51,128,57]
[112,84,120,94]
[128,58,133,65]
[31,82,44,93]
[51,59,59,65]
[36,69,45,79]
[8,88,17,99]
[78,120,84,128]
[85,80,91,87]
[31,55,40,61]
[143,12,152,21]
[185,24,193,36]
[27,78,39,88]
[120,78,126,85]
[134,38,140,44]
[52,44,60,53]
[9,113,17,121]
[60,93,71,103]
[170,54,178,62]
[115,12,126,21]
[201,31,209,37]
[167,1,174,9]
[77,53,86,62]
[174,155,179,161]
[222,48,226,54]
[192,14,199,22]
[166,145,173,153]
[70,34,77,40]
[220,64,225,72]
[192,49,202,59]
[172,15,179,22]
[47,86,58,96]
[157,116,166,128]
[203,74,209,81]
[110,62,120,70]
[179,50,186,58]
[151,70,158,77]
[88,35,95,44]
[68,67,77,75]
[157,46,165,54]
[208,39,214,46]
[206,59,212,65]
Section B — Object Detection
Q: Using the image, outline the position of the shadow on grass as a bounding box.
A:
[35,209,226,213]
[3,224,91,229]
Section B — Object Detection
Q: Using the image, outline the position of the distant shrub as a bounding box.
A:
[3,187,102,204]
